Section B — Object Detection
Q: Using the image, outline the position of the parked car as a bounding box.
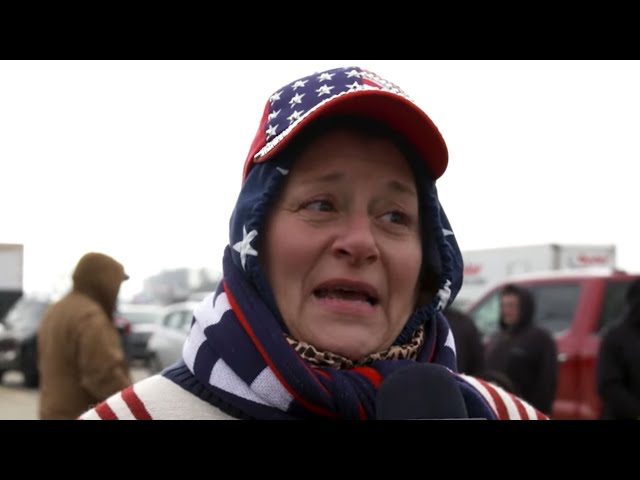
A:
[464,267,640,420]
[0,295,52,387]
[146,301,199,373]
[115,303,165,366]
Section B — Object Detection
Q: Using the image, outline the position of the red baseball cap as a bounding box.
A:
[242,66,448,183]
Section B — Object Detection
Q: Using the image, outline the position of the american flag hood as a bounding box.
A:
[230,66,463,343]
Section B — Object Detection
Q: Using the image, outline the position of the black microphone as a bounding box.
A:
[376,363,470,420]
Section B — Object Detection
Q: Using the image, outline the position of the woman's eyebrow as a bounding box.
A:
[385,179,417,197]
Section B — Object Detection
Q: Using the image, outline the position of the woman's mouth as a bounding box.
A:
[313,287,378,306]
[312,281,380,316]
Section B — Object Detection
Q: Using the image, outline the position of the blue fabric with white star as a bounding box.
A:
[261,68,370,144]
[252,66,412,165]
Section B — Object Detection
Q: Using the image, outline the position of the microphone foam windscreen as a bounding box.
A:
[376,363,469,420]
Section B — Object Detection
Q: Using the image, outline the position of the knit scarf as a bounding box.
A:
[177,246,497,420]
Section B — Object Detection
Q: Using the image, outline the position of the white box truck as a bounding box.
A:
[454,243,617,308]
[0,243,24,321]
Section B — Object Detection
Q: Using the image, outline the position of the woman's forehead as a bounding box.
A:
[288,128,416,180]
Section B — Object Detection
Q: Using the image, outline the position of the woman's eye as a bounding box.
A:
[381,211,410,225]
[302,199,335,212]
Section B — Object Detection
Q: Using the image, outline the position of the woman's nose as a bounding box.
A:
[331,215,379,265]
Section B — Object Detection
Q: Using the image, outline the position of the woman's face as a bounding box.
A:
[263,128,423,361]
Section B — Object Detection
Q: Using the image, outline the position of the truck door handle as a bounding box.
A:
[558,353,568,363]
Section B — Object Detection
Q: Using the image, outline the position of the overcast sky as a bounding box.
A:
[1,60,638,299]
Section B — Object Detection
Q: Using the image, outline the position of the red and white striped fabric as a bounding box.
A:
[460,374,549,420]
[79,371,549,420]
[78,375,237,420]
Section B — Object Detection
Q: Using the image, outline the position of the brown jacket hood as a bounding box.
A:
[72,252,128,319]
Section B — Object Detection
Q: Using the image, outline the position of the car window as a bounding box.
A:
[180,311,194,332]
[528,283,581,334]
[119,309,163,325]
[598,279,637,335]
[468,292,501,338]
[182,310,193,332]
[164,311,184,330]
[468,282,581,337]
[4,299,50,329]
[0,292,23,323]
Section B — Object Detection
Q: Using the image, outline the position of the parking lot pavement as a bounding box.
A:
[0,367,151,420]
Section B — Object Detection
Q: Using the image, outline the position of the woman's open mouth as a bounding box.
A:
[312,280,380,315]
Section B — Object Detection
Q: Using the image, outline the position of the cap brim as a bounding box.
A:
[245,89,448,182]
[123,273,130,281]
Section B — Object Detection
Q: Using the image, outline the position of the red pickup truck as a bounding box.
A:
[463,268,640,420]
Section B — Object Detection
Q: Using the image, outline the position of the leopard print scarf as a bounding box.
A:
[286,325,425,370]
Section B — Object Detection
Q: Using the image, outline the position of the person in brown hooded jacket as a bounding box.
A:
[37,252,132,420]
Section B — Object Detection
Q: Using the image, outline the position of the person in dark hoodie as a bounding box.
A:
[484,283,558,415]
[444,306,485,376]
[596,279,640,420]
[37,252,132,420]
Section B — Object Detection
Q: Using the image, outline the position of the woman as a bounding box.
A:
[80,66,547,420]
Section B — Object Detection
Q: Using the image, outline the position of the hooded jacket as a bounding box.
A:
[484,285,558,414]
[597,279,640,419]
[38,252,132,420]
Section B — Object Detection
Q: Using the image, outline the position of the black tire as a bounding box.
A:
[23,368,39,388]
[21,338,39,388]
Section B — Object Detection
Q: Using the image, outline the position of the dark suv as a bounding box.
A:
[0,296,51,387]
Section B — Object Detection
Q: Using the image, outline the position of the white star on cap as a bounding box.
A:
[287,110,303,124]
[289,93,305,107]
[291,80,308,90]
[316,84,334,96]
[346,69,361,78]
[317,72,335,81]
[346,81,360,91]
[442,229,454,236]
[233,226,258,270]
[268,109,281,121]
[265,124,278,139]
[270,91,282,103]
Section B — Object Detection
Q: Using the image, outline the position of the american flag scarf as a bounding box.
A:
[177,246,497,419]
